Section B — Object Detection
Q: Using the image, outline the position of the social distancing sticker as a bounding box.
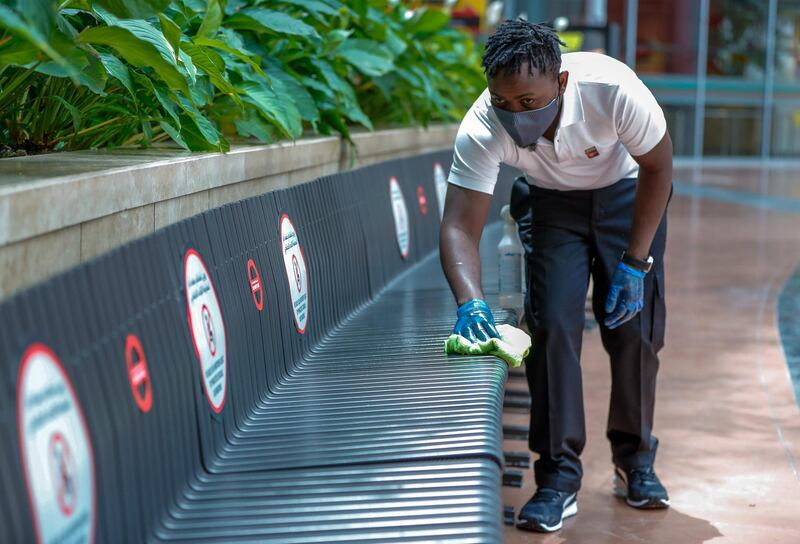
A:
[184,249,227,414]
[433,161,447,219]
[17,343,96,544]
[389,177,410,259]
[280,214,309,334]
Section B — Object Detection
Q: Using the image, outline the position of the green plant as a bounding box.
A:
[0,0,485,154]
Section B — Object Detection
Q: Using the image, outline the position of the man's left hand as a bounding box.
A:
[604,261,647,329]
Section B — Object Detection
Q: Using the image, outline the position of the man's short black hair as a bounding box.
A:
[482,19,565,79]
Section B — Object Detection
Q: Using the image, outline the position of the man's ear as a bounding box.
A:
[558,70,569,93]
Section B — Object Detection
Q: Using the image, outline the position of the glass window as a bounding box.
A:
[605,0,627,61]
[703,106,762,156]
[635,0,699,75]
[707,0,768,79]
[662,105,696,156]
[771,1,800,157]
[628,0,700,156]
[703,0,768,156]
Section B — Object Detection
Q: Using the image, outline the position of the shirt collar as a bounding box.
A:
[558,75,584,129]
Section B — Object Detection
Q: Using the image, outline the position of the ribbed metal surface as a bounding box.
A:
[154,459,502,543]
[155,225,510,543]
[205,285,511,472]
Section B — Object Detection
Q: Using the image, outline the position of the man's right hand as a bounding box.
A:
[454,299,501,342]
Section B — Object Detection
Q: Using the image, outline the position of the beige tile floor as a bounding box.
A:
[502,166,800,543]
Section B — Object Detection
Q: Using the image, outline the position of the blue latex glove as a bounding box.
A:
[454,299,500,343]
[604,262,647,330]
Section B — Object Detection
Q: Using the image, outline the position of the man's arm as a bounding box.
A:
[603,129,673,329]
[627,130,673,261]
[439,183,493,306]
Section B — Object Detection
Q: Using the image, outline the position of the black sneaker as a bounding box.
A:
[516,487,578,532]
[614,466,670,509]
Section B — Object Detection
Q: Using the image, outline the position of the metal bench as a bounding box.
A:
[0,151,517,543]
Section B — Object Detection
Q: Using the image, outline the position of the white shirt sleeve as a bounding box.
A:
[613,76,667,157]
[447,96,504,195]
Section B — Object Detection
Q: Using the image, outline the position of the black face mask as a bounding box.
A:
[492,87,562,149]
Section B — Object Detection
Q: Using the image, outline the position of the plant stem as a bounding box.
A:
[71,116,121,137]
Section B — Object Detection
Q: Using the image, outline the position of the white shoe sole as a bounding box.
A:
[516,498,578,533]
[614,469,671,509]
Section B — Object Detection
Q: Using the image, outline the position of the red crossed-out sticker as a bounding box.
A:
[292,254,301,292]
[125,334,152,413]
[201,304,217,356]
[247,259,264,312]
[416,185,428,215]
[48,431,77,517]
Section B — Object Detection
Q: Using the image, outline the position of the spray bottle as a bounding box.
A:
[434,163,448,220]
[498,204,525,308]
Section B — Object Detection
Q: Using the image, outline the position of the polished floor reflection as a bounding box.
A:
[503,164,800,543]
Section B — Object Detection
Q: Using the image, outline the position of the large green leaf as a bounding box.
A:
[0,5,78,76]
[300,75,336,102]
[309,59,353,98]
[159,121,189,150]
[92,0,171,19]
[77,53,108,94]
[323,29,352,53]
[142,77,181,126]
[228,8,320,40]
[263,58,318,125]
[234,115,277,143]
[240,80,302,139]
[30,30,90,77]
[176,93,227,150]
[76,25,188,93]
[384,28,407,56]
[98,52,134,95]
[181,42,225,74]
[181,41,239,100]
[179,49,197,84]
[335,39,394,77]
[179,114,229,151]
[340,97,372,130]
[158,14,182,56]
[0,37,39,65]
[15,0,57,38]
[193,36,266,78]
[406,8,450,35]
[113,18,177,62]
[277,0,340,17]
[197,0,223,38]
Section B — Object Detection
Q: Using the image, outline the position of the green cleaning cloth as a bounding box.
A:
[444,324,531,368]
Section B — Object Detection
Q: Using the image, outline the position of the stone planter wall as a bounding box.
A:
[0,124,458,299]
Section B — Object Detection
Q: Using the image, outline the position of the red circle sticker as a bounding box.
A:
[125,334,152,413]
[247,259,264,312]
[416,185,428,215]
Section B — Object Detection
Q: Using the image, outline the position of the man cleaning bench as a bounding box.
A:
[440,19,673,533]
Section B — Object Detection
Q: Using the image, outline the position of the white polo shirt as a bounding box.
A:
[447,52,667,193]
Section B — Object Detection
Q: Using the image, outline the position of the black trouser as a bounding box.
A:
[521,178,669,494]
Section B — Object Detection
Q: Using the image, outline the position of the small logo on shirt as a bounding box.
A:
[584,146,600,158]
